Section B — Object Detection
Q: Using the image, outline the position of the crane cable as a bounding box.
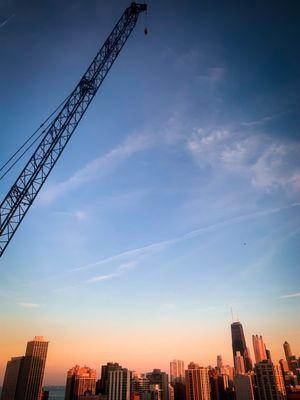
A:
[0,92,72,181]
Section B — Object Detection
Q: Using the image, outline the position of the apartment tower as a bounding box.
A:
[255,360,286,400]
[185,363,210,400]
[65,365,96,400]
[170,360,185,383]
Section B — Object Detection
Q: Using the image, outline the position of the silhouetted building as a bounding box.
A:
[42,390,49,400]
[172,381,186,400]
[98,364,122,396]
[231,322,252,372]
[284,342,293,367]
[170,361,185,383]
[233,374,254,400]
[65,366,97,400]
[13,336,49,400]
[252,335,267,364]
[146,370,169,400]
[185,363,210,400]
[216,357,223,373]
[108,367,131,400]
[1,357,24,400]
[255,360,286,400]
[209,371,230,400]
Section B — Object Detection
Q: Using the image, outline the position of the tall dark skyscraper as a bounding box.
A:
[1,357,24,400]
[97,363,122,395]
[1,336,49,400]
[231,322,252,372]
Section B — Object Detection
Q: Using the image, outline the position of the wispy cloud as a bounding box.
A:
[19,302,40,309]
[0,13,14,28]
[86,261,137,284]
[40,132,154,204]
[86,273,117,284]
[73,203,299,273]
[241,115,275,127]
[187,128,300,196]
[279,292,300,299]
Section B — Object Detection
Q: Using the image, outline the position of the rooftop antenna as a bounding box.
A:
[236,312,240,322]
[230,307,234,322]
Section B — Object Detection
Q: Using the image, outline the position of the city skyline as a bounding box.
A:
[1,322,299,399]
[0,0,299,390]
[1,320,299,386]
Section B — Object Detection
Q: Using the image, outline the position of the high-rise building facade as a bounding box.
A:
[170,360,184,383]
[3,336,49,400]
[231,322,252,372]
[185,363,210,400]
[1,357,24,400]
[216,356,222,373]
[65,365,97,400]
[283,341,294,370]
[98,363,122,395]
[252,335,267,364]
[108,368,131,400]
[233,374,254,400]
[146,369,169,400]
[234,351,245,375]
[255,360,286,400]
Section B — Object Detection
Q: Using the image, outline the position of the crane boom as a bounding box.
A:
[0,2,147,258]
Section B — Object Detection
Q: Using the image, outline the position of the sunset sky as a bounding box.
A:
[0,0,299,385]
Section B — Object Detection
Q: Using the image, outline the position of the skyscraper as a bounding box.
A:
[14,336,49,400]
[231,321,252,372]
[234,352,245,375]
[108,367,131,400]
[216,356,222,373]
[65,365,97,400]
[283,341,293,369]
[255,360,286,400]
[252,335,267,364]
[233,374,254,400]
[98,363,122,395]
[170,360,185,383]
[185,363,210,400]
[146,370,169,400]
[1,357,24,400]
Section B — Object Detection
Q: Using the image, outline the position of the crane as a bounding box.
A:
[0,2,148,258]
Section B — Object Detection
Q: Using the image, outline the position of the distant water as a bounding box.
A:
[0,386,65,399]
[44,386,65,399]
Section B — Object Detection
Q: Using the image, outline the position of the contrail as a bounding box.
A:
[0,14,15,28]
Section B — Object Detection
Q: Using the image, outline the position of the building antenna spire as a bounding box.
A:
[230,307,234,322]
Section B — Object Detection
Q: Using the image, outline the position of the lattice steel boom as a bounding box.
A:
[0,2,147,258]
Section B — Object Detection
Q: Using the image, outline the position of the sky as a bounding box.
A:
[0,0,300,386]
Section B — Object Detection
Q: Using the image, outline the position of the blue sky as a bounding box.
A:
[0,0,299,384]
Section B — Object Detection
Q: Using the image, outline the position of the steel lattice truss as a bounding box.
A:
[0,3,147,257]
